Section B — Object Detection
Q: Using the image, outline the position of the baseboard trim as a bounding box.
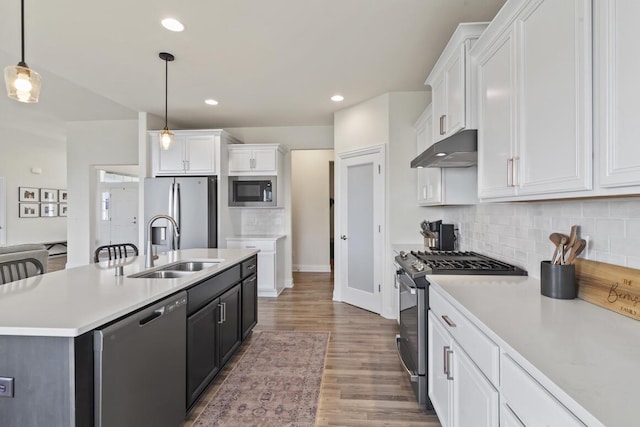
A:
[293,264,332,273]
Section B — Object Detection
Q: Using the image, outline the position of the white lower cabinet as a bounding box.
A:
[225,236,285,297]
[430,285,588,427]
[428,310,499,427]
[501,354,585,427]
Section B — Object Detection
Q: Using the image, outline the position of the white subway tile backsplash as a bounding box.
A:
[442,197,640,278]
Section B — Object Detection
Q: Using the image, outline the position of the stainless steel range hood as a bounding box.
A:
[410,129,477,168]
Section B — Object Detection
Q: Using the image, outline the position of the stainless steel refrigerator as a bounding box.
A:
[144,176,217,254]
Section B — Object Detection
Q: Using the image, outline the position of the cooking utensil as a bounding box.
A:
[565,239,586,264]
[551,234,569,265]
[562,225,579,261]
[549,233,565,264]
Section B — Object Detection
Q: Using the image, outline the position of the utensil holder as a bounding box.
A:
[540,261,576,299]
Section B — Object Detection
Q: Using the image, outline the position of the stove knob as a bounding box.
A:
[399,250,407,259]
[413,261,425,272]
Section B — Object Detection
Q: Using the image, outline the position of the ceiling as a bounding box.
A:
[0,0,506,129]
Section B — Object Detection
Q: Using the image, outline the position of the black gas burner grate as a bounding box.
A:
[407,250,527,275]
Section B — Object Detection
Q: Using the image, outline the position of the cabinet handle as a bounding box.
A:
[441,315,457,328]
[446,348,454,380]
[222,302,227,322]
[245,245,257,249]
[507,158,514,187]
[443,346,450,375]
[247,264,256,270]
[512,156,520,187]
[439,115,446,135]
[422,186,427,200]
[218,303,224,324]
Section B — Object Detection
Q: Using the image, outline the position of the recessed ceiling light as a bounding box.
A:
[161,18,184,32]
[436,152,447,157]
[205,99,218,106]
[331,95,344,102]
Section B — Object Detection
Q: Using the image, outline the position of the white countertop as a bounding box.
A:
[0,249,258,338]
[226,234,286,241]
[429,275,640,427]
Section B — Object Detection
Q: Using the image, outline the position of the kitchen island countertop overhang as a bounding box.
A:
[0,248,259,337]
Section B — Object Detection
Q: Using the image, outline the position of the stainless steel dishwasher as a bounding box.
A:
[94,291,187,427]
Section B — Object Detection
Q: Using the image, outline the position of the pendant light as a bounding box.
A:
[4,0,42,103]
[159,52,175,150]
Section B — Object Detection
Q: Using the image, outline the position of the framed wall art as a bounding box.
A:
[59,204,68,217]
[40,188,58,203]
[19,203,40,218]
[19,187,40,202]
[40,203,58,217]
[58,189,68,202]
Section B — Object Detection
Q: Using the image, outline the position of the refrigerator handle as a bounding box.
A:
[168,182,176,250]
[175,182,181,249]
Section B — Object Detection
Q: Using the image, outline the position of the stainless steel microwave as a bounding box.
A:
[228,176,276,207]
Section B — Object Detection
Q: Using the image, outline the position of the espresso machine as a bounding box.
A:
[420,220,456,251]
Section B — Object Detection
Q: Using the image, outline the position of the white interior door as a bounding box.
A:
[338,146,384,314]
[109,187,138,245]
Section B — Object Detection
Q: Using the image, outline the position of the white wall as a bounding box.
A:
[291,149,334,272]
[225,126,333,150]
[66,120,138,267]
[0,98,67,245]
[334,91,430,319]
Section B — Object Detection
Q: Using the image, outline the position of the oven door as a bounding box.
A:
[395,268,429,406]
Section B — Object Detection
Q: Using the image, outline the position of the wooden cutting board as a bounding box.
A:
[575,259,640,320]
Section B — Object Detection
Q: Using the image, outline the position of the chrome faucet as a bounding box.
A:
[145,214,180,268]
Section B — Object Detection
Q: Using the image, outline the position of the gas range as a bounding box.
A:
[395,250,527,280]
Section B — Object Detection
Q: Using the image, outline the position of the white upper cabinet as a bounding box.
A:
[476,27,517,199]
[415,105,477,206]
[473,0,593,201]
[426,23,488,143]
[416,105,443,205]
[594,0,640,190]
[151,131,218,176]
[228,144,283,175]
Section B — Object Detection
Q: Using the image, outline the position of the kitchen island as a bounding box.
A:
[0,248,258,427]
[428,275,640,427]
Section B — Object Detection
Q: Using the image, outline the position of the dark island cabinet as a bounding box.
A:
[241,255,258,339]
[186,256,258,409]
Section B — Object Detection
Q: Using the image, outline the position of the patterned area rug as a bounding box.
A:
[193,331,330,427]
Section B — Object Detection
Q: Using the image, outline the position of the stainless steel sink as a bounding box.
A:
[129,260,221,279]
[162,261,219,272]
[133,270,194,279]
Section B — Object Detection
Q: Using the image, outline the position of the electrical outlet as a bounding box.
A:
[0,377,14,398]
[583,235,591,260]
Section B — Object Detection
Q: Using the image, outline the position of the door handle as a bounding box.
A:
[340,235,348,240]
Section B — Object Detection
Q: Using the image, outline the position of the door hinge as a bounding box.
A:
[378,164,381,174]
[378,284,381,292]
[378,225,381,232]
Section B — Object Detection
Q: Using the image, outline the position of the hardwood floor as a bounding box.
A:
[184,271,440,426]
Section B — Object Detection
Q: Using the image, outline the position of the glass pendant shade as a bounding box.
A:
[160,128,174,150]
[4,63,41,103]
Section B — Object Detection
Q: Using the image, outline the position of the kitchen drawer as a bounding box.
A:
[227,240,275,252]
[187,265,241,314]
[241,256,257,278]
[429,286,499,386]
[501,354,585,426]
